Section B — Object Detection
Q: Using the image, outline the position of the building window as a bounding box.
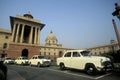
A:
[44,52,46,56]
[99,52,101,55]
[5,36,9,39]
[39,52,41,55]
[54,53,56,56]
[49,53,50,55]
[3,43,7,49]
[59,51,63,57]
[94,52,97,55]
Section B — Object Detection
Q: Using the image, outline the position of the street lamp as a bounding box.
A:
[112,3,120,20]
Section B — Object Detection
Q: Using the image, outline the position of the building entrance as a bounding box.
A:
[22,49,28,58]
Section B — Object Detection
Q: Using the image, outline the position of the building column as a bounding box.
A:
[20,24,25,43]
[34,27,37,44]
[15,24,20,43]
[11,23,17,42]
[37,27,40,44]
[29,26,33,44]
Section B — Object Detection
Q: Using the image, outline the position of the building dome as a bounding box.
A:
[45,31,58,45]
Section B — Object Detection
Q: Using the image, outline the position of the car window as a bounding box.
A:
[23,57,27,59]
[73,52,80,57]
[64,52,71,57]
[6,58,11,60]
[35,57,37,59]
[81,51,91,56]
[38,56,44,59]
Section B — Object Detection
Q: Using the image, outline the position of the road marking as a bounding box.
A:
[94,73,112,79]
[8,69,26,80]
[47,68,96,79]
[47,68,112,80]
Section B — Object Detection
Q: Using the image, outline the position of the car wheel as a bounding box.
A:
[37,62,41,67]
[85,65,97,75]
[21,62,24,65]
[5,62,7,64]
[60,63,65,70]
[29,62,32,67]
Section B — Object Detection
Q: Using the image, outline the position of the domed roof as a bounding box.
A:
[45,31,58,42]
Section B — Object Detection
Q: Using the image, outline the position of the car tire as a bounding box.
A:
[29,62,32,67]
[21,62,24,65]
[37,62,41,67]
[85,64,97,75]
[60,63,65,70]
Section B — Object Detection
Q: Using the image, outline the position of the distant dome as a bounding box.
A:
[23,12,33,19]
[45,31,58,45]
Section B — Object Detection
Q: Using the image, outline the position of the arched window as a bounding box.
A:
[3,43,7,49]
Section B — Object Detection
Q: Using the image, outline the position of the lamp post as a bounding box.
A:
[112,3,120,48]
[112,3,120,20]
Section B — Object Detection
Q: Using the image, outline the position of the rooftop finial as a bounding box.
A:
[50,30,53,33]
[28,11,30,14]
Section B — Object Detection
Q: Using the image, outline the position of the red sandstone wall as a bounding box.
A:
[7,43,40,59]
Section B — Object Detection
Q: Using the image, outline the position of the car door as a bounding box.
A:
[63,52,71,68]
[31,57,35,65]
[71,51,83,69]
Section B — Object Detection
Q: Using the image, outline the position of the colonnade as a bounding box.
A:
[11,23,40,44]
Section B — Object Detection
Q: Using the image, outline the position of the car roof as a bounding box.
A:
[33,55,44,57]
[66,50,85,52]
[17,56,27,58]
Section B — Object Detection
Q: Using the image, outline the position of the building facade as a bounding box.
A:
[0,13,45,59]
[87,40,119,55]
[0,29,11,57]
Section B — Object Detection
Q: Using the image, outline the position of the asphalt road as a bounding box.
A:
[7,65,120,80]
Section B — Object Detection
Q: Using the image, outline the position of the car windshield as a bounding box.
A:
[6,58,12,60]
[81,51,91,56]
[38,56,45,59]
[22,57,28,59]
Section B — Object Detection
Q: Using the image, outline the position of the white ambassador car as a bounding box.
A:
[29,55,51,67]
[57,50,113,75]
[15,56,29,65]
[4,57,14,64]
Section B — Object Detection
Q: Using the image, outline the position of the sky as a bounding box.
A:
[0,0,120,48]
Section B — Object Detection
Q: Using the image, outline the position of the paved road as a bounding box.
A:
[7,65,120,80]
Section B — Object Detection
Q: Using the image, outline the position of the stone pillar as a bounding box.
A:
[37,27,40,44]
[29,26,33,44]
[20,24,25,43]
[11,23,17,42]
[34,27,37,44]
[15,24,20,43]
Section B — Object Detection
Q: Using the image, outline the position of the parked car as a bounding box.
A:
[3,57,14,64]
[57,50,113,75]
[15,56,29,65]
[29,55,51,67]
[0,59,7,80]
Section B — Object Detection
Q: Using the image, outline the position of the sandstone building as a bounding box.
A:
[87,40,119,55]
